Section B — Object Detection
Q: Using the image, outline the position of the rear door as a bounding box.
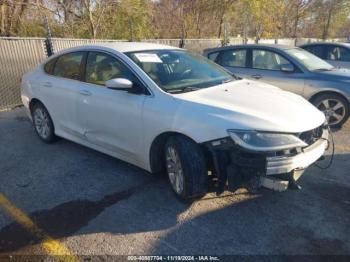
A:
[246,48,305,95]
[325,45,350,69]
[208,48,249,78]
[40,51,86,137]
[76,51,146,162]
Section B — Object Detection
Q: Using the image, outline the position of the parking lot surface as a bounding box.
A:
[0,107,350,257]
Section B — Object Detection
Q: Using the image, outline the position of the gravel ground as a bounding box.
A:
[0,107,349,258]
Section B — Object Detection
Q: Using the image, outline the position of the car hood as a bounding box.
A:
[174,79,325,134]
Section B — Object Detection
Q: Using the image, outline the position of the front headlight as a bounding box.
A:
[227,130,307,151]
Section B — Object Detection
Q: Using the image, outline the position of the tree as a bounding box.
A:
[0,0,30,36]
[81,0,109,39]
[241,0,284,41]
[1,0,349,39]
[311,0,350,39]
[280,0,313,38]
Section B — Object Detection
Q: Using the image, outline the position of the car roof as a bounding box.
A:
[203,44,296,54]
[300,42,350,48]
[56,42,180,54]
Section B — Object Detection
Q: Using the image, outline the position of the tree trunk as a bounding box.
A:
[217,8,226,39]
[83,0,96,38]
[293,4,300,38]
[322,4,334,40]
[14,0,29,34]
[6,1,16,36]
[0,2,6,36]
[88,9,96,38]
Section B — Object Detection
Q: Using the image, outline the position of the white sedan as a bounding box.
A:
[21,42,328,201]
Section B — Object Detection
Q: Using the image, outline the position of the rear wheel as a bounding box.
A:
[165,136,208,202]
[312,93,349,128]
[32,103,56,143]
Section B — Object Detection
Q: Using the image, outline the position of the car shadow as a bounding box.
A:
[149,157,350,255]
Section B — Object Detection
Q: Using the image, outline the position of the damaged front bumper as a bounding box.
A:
[266,131,328,175]
[204,126,329,193]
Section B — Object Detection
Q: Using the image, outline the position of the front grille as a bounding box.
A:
[298,125,324,145]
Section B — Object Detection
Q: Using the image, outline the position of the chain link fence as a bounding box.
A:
[0,37,46,110]
[0,37,347,110]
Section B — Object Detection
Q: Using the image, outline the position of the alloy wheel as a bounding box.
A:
[166,146,184,195]
[316,98,346,126]
[33,108,50,139]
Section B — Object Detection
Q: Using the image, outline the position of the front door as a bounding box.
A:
[247,49,305,95]
[77,51,146,162]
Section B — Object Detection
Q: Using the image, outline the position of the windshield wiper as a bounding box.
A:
[222,78,235,83]
[313,68,334,71]
[168,86,201,94]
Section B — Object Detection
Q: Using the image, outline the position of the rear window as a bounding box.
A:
[303,45,324,58]
[217,49,247,68]
[53,52,84,80]
[44,58,56,75]
[207,52,219,61]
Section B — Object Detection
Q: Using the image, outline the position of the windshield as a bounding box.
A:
[285,48,334,71]
[126,50,235,93]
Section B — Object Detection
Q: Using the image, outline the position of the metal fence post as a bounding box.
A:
[179,23,185,48]
[44,16,53,57]
[179,38,185,48]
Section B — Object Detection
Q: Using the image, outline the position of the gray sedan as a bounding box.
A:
[203,44,350,127]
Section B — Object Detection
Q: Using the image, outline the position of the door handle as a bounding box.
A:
[43,82,52,88]
[251,74,262,79]
[79,90,92,96]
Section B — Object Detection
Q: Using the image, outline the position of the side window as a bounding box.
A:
[44,58,56,75]
[252,49,292,71]
[85,52,138,86]
[53,52,84,80]
[217,49,247,67]
[208,52,219,61]
[327,46,350,62]
[304,45,324,58]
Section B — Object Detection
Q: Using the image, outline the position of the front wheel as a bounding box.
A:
[312,93,349,128]
[165,136,208,202]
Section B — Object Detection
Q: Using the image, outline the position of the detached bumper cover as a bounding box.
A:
[266,131,328,175]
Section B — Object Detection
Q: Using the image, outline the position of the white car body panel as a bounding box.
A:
[76,81,146,163]
[174,80,325,136]
[21,43,326,173]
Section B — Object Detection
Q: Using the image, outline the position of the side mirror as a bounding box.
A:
[105,78,133,90]
[281,64,295,73]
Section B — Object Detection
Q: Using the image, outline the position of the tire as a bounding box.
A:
[165,135,208,202]
[31,103,57,143]
[312,93,349,128]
